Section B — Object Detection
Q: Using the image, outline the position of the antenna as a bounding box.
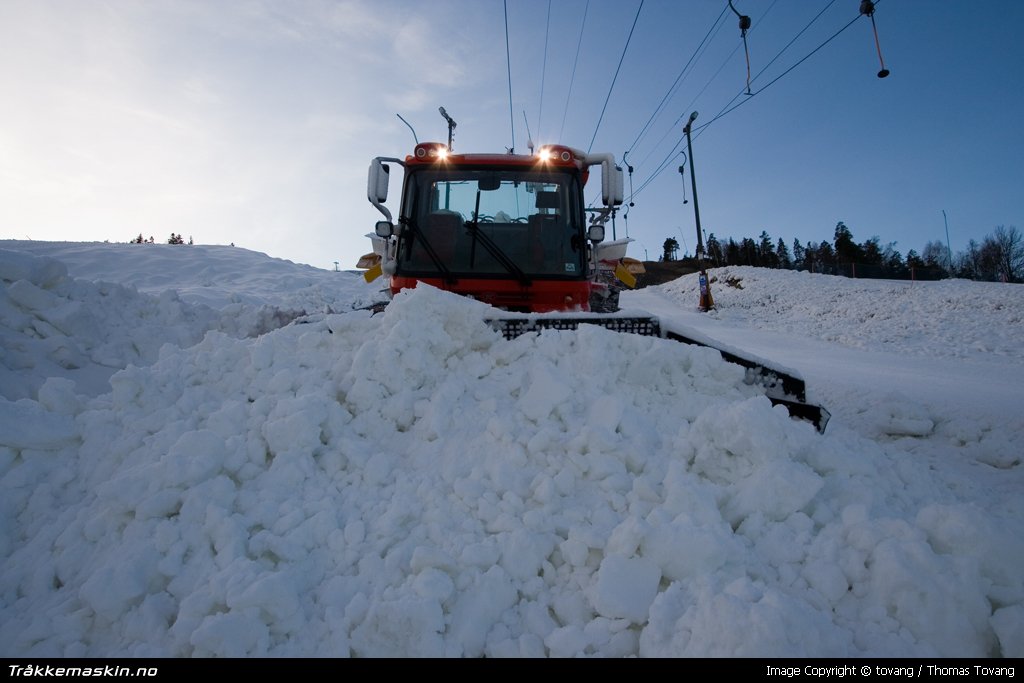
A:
[396,113,418,145]
[523,110,534,154]
[439,106,457,150]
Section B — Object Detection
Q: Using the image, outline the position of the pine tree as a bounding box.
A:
[725,239,740,266]
[662,237,679,262]
[741,237,758,266]
[862,237,884,266]
[816,242,835,272]
[706,233,723,266]
[776,238,792,270]
[758,231,776,268]
[834,221,863,274]
[792,239,805,270]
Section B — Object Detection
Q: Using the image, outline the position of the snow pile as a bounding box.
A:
[0,248,224,400]
[1,244,1021,657]
[0,242,382,400]
[659,266,1024,363]
[2,241,379,312]
[640,267,1024,460]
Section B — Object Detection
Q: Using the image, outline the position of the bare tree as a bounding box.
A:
[922,240,947,269]
[992,225,1023,282]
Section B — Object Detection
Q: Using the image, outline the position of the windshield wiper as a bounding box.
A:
[403,218,456,284]
[466,191,530,286]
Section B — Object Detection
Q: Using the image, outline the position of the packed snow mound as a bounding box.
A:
[2,283,1020,657]
[0,248,224,400]
[0,244,382,400]
[659,266,1024,363]
[2,240,380,312]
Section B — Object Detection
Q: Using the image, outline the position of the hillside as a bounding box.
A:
[634,260,699,288]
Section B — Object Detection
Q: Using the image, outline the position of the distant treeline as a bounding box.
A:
[662,223,1023,283]
[131,233,192,245]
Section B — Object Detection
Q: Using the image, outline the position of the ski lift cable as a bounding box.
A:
[558,0,589,143]
[674,0,778,131]
[708,0,837,133]
[634,19,759,195]
[504,0,516,152]
[537,0,552,142]
[630,1,774,194]
[633,0,773,171]
[663,0,774,133]
[634,6,853,196]
[623,4,728,157]
[631,42,732,173]
[632,137,686,197]
[588,1,738,203]
[694,5,866,136]
[596,0,867,205]
[753,0,838,85]
[630,2,867,200]
[586,0,645,154]
[634,39,741,171]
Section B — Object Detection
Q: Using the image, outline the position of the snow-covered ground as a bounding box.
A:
[1,241,1021,658]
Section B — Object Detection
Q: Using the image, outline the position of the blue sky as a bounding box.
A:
[1,0,1021,270]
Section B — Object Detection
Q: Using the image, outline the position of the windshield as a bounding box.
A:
[398,167,585,278]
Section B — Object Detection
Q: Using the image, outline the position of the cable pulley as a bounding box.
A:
[623,151,636,208]
[729,0,753,95]
[859,0,890,78]
[677,152,689,205]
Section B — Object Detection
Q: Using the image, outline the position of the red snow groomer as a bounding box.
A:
[360,141,829,432]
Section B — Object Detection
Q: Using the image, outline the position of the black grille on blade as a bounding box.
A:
[489,316,662,340]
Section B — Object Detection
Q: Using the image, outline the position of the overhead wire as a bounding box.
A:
[694,4,863,135]
[536,0,552,143]
[558,0,589,143]
[632,34,738,173]
[624,4,729,159]
[631,0,862,199]
[586,0,645,154]
[587,3,726,208]
[629,0,775,176]
[705,0,836,138]
[631,0,780,195]
[504,0,516,152]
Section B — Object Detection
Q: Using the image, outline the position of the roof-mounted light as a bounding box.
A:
[414,142,450,161]
[537,145,575,163]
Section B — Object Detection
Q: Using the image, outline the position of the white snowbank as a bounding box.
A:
[1,244,1021,657]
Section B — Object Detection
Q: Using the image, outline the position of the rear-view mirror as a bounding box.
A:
[478,175,500,192]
